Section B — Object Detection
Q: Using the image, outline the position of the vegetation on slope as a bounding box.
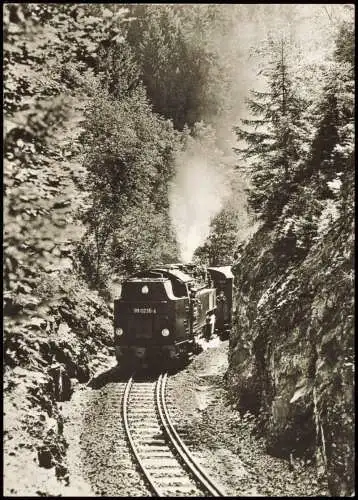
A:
[3,5,127,493]
[4,3,354,496]
[226,16,354,496]
[3,4,247,494]
[3,4,178,494]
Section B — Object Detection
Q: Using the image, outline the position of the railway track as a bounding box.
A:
[122,372,226,497]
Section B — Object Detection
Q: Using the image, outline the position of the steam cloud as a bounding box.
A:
[169,143,232,263]
[168,5,351,263]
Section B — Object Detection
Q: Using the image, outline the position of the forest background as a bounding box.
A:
[4,3,354,497]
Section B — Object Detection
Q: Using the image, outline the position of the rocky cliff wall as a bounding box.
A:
[226,168,354,496]
[4,273,114,496]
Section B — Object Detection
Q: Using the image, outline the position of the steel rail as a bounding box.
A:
[123,373,225,497]
[157,372,226,497]
[122,375,164,497]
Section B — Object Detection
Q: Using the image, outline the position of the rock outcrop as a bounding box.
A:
[4,274,114,496]
[226,168,354,496]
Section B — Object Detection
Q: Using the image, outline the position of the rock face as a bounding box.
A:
[4,274,114,496]
[226,170,354,496]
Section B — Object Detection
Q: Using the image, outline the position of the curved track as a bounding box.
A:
[122,372,225,497]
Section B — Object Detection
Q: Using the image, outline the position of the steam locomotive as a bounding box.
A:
[113,264,234,367]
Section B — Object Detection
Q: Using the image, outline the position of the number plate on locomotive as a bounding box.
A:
[133,307,157,314]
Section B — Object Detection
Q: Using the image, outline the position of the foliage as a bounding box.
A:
[235,18,354,228]
[4,2,179,303]
[228,18,355,496]
[4,3,355,496]
[125,4,236,129]
[235,35,313,223]
[77,86,180,286]
[4,4,86,334]
[3,3,135,382]
[194,208,241,266]
[3,2,129,312]
[334,20,355,66]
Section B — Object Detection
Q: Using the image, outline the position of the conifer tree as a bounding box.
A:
[306,21,354,194]
[235,36,308,223]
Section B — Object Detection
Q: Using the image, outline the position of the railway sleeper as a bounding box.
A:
[141,453,175,461]
[128,418,158,424]
[145,465,183,471]
[163,486,204,495]
[154,477,197,486]
[137,439,166,445]
[139,445,171,451]
[132,428,162,435]
[150,471,193,480]
[128,410,157,415]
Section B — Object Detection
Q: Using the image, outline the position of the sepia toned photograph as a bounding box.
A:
[3,3,354,497]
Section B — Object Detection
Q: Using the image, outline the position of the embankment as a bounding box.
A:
[226,168,354,496]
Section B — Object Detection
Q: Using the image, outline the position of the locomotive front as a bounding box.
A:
[113,274,191,367]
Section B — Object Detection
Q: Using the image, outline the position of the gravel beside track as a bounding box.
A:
[60,338,327,496]
[61,364,151,497]
[166,338,328,497]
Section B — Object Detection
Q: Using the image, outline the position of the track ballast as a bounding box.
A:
[122,372,225,497]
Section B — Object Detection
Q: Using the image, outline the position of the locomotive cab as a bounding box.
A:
[114,270,195,366]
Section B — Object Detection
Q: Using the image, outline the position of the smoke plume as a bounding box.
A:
[168,4,351,262]
[169,138,233,263]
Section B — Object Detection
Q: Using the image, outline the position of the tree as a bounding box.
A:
[306,21,354,196]
[3,2,131,346]
[195,208,240,266]
[78,86,181,284]
[4,4,85,330]
[335,21,354,66]
[235,35,310,223]
[125,4,236,129]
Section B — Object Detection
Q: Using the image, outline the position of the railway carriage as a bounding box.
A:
[113,264,233,367]
[207,266,234,339]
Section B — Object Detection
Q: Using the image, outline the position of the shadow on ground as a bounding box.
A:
[87,365,129,389]
[88,357,194,389]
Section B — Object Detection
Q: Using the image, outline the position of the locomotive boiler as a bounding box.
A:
[113,264,233,367]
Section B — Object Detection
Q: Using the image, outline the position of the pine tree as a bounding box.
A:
[235,36,308,223]
[307,21,354,195]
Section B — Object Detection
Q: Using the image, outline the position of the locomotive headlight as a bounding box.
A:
[161,328,170,337]
[115,327,123,337]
